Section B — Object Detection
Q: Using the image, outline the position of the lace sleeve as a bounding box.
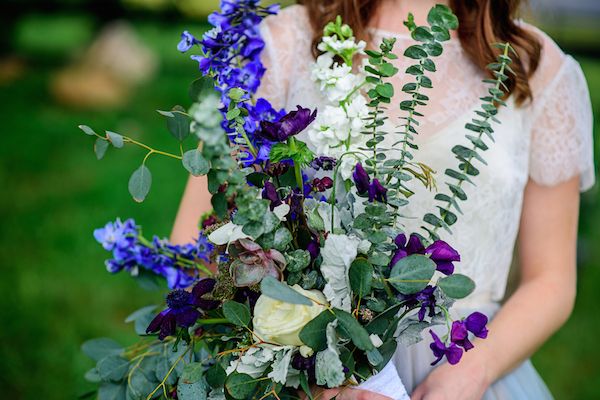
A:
[529,46,595,191]
[256,5,310,110]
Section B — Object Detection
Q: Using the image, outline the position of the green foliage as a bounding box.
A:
[128,165,152,203]
[260,276,313,306]
[224,372,257,399]
[349,258,373,298]
[182,149,210,176]
[388,254,436,294]
[222,301,251,327]
[299,310,336,351]
[423,42,515,240]
[437,274,475,299]
[333,309,374,351]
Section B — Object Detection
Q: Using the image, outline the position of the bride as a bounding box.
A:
[170,0,594,399]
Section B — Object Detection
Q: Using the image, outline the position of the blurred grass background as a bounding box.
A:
[0,0,598,399]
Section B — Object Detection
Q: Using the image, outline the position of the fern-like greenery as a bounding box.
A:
[422,42,516,241]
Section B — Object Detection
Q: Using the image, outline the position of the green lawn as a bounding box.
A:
[0,15,599,400]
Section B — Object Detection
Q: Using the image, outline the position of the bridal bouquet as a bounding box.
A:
[80,1,514,399]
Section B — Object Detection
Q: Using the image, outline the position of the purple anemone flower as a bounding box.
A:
[258,106,317,142]
[390,234,460,275]
[429,330,463,366]
[146,279,220,340]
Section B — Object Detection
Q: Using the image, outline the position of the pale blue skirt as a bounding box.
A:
[392,303,554,399]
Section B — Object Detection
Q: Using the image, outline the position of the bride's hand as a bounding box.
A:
[302,387,392,400]
[411,357,490,400]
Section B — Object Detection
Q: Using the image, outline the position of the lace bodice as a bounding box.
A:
[257,5,595,306]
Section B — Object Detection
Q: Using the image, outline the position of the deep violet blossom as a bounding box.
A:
[257,106,318,142]
[352,163,388,203]
[429,330,464,365]
[391,233,460,275]
[450,312,489,351]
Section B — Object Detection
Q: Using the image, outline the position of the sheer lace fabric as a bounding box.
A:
[257,5,594,397]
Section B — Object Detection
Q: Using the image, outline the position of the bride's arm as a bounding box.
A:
[412,176,580,400]
[170,175,212,245]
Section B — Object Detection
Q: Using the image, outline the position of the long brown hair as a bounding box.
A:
[298,0,541,105]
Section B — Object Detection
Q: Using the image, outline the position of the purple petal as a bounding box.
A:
[435,262,455,276]
[192,278,217,298]
[175,308,201,327]
[445,344,464,365]
[406,234,425,255]
[451,320,468,342]
[426,240,460,262]
[146,309,169,334]
[466,312,489,338]
[353,163,370,194]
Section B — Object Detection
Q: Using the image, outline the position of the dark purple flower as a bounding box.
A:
[307,239,320,260]
[429,330,463,366]
[146,279,219,340]
[258,106,317,142]
[353,163,370,194]
[312,177,334,193]
[262,181,282,210]
[310,156,337,171]
[177,31,200,53]
[390,234,460,275]
[292,353,316,382]
[368,178,388,203]
[450,312,488,351]
[390,233,426,267]
[401,285,437,321]
[425,240,461,275]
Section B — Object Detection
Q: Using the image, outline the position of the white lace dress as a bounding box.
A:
[257,5,595,399]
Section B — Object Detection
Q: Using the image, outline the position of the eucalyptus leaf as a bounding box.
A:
[189,76,215,101]
[106,131,124,148]
[79,124,96,136]
[183,149,210,176]
[224,372,257,400]
[389,254,436,294]
[181,362,204,384]
[298,310,336,351]
[95,138,109,160]
[222,301,251,327]
[178,379,208,400]
[349,258,373,298]
[128,165,152,203]
[82,338,123,362]
[260,276,313,306]
[163,106,191,141]
[97,354,130,382]
[333,309,374,351]
[437,274,475,299]
[98,383,127,400]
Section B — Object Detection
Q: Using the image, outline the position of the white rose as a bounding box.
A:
[253,285,328,347]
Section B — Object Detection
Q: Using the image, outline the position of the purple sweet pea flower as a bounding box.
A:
[390,234,460,275]
[307,239,320,260]
[353,163,370,194]
[390,233,426,266]
[450,312,489,351]
[425,240,461,275]
[429,330,464,366]
[258,106,317,142]
[262,181,282,210]
[401,285,437,321]
[368,178,388,203]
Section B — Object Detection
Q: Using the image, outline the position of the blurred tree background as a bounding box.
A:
[0,0,597,399]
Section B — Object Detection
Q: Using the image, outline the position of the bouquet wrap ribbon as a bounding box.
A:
[356,361,410,400]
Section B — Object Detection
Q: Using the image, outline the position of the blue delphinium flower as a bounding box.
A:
[177,31,201,53]
[181,0,283,165]
[94,219,215,289]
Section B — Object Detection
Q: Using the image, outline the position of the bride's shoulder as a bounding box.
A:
[517,21,580,97]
